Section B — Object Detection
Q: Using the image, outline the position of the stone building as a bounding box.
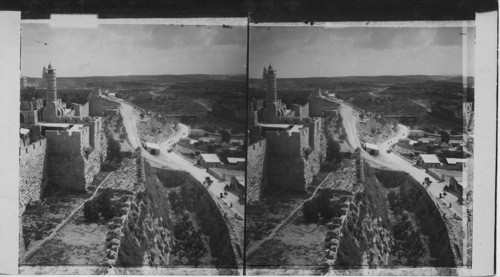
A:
[247,64,328,199]
[249,65,337,126]
[20,63,110,205]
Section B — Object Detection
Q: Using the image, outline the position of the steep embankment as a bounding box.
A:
[333,159,456,268]
[334,159,393,268]
[376,170,457,267]
[115,159,174,267]
[116,161,239,272]
[156,169,240,271]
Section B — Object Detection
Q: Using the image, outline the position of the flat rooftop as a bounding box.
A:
[446,158,466,165]
[420,154,441,164]
[365,142,379,150]
[200,153,222,163]
[227,157,245,164]
[38,122,72,128]
[145,142,160,150]
[258,123,293,129]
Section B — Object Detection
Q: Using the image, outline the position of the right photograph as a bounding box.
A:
[245,24,474,274]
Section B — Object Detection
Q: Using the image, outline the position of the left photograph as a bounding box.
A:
[19,22,246,274]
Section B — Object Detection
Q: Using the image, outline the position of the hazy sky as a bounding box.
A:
[21,24,247,77]
[250,26,475,78]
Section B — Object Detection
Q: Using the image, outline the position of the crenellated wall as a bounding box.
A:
[263,118,325,192]
[44,119,107,191]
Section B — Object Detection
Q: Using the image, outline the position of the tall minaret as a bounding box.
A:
[44,63,57,102]
[264,63,277,104]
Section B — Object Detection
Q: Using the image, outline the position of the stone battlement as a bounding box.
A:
[249,139,266,151]
[53,115,100,125]
[19,138,46,157]
[266,128,308,155]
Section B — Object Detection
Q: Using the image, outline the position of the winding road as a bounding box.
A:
[339,101,462,217]
[111,96,244,218]
[338,99,465,264]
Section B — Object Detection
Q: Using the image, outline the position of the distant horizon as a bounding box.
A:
[24,73,246,79]
[24,73,473,79]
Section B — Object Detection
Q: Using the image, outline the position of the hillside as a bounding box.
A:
[26,74,245,89]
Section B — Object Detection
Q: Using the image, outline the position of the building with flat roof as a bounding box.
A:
[364,142,379,156]
[199,153,223,168]
[145,142,160,155]
[417,154,442,168]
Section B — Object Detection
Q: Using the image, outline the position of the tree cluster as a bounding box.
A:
[83,189,119,222]
[387,191,425,267]
[303,189,343,223]
[168,191,208,266]
[102,129,124,171]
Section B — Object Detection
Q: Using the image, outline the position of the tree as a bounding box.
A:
[96,189,116,220]
[326,135,341,163]
[105,130,123,164]
[219,130,231,143]
[439,131,450,143]
[83,201,99,222]
[303,200,318,222]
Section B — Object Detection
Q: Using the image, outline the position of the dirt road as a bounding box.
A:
[112,96,244,219]
[411,99,432,113]
[339,101,462,217]
[368,87,388,97]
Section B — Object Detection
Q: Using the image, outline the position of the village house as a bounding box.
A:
[417,154,442,168]
[199,153,223,168]
[408,129,425,138]
[364,142,379,156]
[144,142,160,155]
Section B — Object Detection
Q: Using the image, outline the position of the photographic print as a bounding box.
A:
[245,24,474,275]
[18,21,246,274]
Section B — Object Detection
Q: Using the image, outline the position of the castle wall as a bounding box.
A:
[262,118,325,193]
[89,95,120,117]
[19,138,48,209]
[20,99,44,111]
[308,95,340,117]
[265,129,310,192]
[247,140,267,203]
[266,129,307,156]
[20,110,38,124]
[44,122,106,191]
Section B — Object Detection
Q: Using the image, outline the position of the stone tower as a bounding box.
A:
[43,63,57,102]
[263,63,277,104]
[42,63,62,122]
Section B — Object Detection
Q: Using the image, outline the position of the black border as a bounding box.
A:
[0,0,497,20]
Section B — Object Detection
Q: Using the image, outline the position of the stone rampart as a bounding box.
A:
[309,95,340,117]
[44,121,106,191]
[19,138,48,209]
[266,128,308,156]
[247,140,267,203]
[89,95,120,117]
